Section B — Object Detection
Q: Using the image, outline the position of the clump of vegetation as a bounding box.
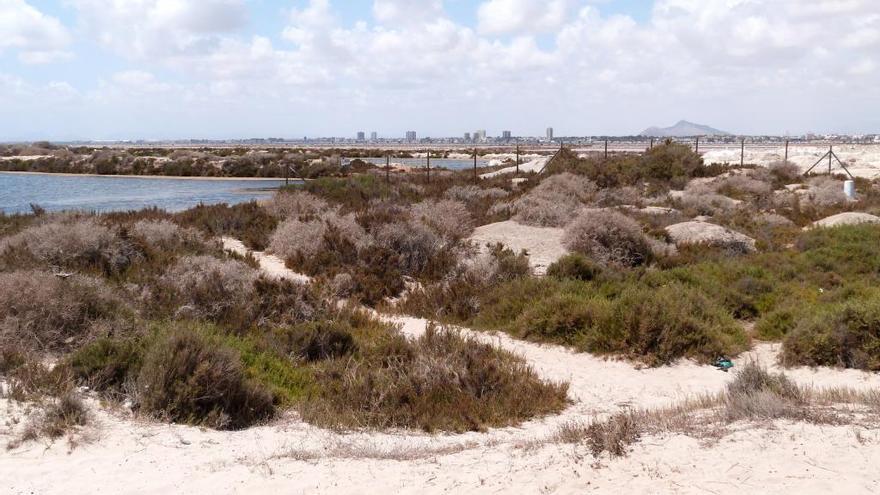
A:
[0,270,128,352]
[510,172,597,227]
[782,296,880,370]
[303,324,568,432]
[135,327,275,430]
[563,209,653,267]
[546,253,605,281]
[175,202,278,250]
[0,217,137,275]
[156,255,258,324]
[130,219,208,252]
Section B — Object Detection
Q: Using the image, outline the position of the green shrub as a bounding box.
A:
[782,297,880,370]
[135,327,275,429]
[68,338,144,392]
[547,253,605,281]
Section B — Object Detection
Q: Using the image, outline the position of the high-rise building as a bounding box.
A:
[502,130,512,140]
[405,131,417,142]
[464,132,471,141]
[357,131,365,141]
[370,131,378,141]
[546,127,554,140]
[475,129,487,142]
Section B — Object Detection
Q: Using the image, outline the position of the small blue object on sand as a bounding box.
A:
[714,358,734,372]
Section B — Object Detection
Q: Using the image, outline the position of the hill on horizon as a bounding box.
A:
[640,120,731,137]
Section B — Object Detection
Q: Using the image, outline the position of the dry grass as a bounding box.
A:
[410,199,475,241]
[554,362,880,458]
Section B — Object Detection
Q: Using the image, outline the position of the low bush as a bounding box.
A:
[266,191,329,219]
[130,219,208,252]
[304,325,568,432]
[563,210,653,267]
[174,202,277,250]
[135,327,275,429]
[155,255,258,324]
[0,270,128,352]
[511,173,597,227]
[547,253,605,281]
[410,199,474,240]
[0,218,137,275]
[782,297,880,370]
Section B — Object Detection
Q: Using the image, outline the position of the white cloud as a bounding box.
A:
[373,0,444,24]
[477,0,570,35]
[70,0,247,59]
[0,0,71,63]
[4,0,880,138]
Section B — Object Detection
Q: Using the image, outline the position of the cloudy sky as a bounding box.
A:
[1,0,878,140]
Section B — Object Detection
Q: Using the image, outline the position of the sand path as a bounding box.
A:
[4,240,880,494]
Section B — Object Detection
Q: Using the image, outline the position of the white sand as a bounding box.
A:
[480,156,549,178]
[468,220,567,274]
[221,237,311,283]
[808,212,880,229]
[702,145,880,179]
[5,239,880,494]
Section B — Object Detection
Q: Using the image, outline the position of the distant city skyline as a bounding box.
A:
[1,0,878,141]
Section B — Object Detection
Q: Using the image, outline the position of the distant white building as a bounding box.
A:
[405,131,417,142]
[502,130,512,140]
[475,129,487,142]
[370,131,378,141]
[356,131,365,141]
[546,127,554,140]
[464,132,471,141]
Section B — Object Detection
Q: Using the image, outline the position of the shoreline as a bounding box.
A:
[0,170,299,182]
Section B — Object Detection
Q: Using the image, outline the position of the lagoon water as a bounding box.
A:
[0,173,289,214]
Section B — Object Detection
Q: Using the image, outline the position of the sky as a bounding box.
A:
[0,0,878,141]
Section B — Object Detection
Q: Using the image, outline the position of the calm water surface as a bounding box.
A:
[0,173,290,214]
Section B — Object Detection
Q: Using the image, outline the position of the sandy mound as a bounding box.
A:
[480,156,549,179]
[808,212,880,229]
[468,220,567,275]
[666,221,757,252]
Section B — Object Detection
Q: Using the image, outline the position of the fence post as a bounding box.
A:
[473,147,478,185]
[386,155,390,184]
[695,136,700,154]
[740,138,745,167]
[516,144,520,175]
[784,140,789,164]
[426,150,430,183]
[650,138,654,150]
[604,139,608,159]
[829,145,833,174]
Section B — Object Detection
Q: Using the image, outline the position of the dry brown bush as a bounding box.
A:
[563,210,653,266]
[511,173,598,227]
[0,218,137,274]
[268,212,368,261]
[0,270,126,352]
[373,220,444,275]
[803,176,847,207]
[266,191,329,218]
[159,255,258,322]
[130,219,207,251]
[304,325,568,432]
[444,185,509,203]
[410,199,475,240]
